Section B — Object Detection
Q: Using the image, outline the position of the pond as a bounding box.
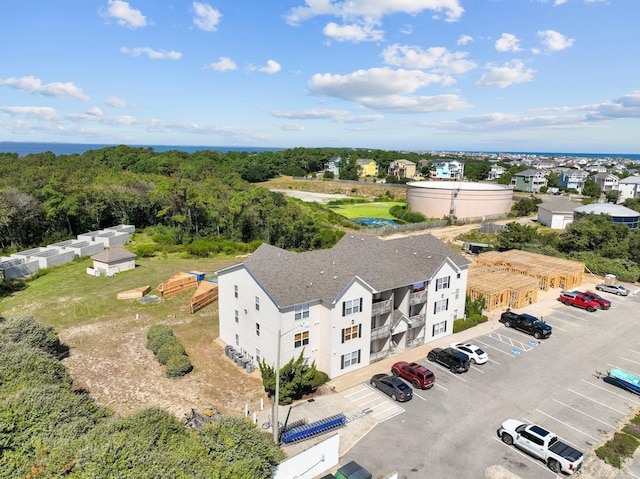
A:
[352,218,397,227]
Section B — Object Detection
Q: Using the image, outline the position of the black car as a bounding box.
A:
[370,374,413,402]
[427,347,470,373]
[500,310,552,339]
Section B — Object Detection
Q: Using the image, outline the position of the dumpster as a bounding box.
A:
[335,461,372,479]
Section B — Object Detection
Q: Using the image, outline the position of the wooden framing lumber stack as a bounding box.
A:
[467,265,538,311]
[116,285,151,300]
[158,272,198,297]
[190,281,218,314]
[474,250,584,291]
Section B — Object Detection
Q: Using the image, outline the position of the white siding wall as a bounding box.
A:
[426,261,466,341]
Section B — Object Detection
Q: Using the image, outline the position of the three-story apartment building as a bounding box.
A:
[216,234,470,379]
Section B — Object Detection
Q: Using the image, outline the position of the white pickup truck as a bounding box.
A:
[497,419,583,475]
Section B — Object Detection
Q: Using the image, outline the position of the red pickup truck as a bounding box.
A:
[558,291,600,312]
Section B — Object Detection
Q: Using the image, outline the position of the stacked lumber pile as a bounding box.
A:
[158,272,198,297]
[117,285,151,300]
[190,281,218,314]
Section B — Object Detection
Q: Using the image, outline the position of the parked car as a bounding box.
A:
[579,291,611,309]
[497,419,583,474]
[499,310,552,339]
[558,291,600,312]
[449,342,488,365]
[370,374,413,402]
[596,283,630,296]
[391,361,435,389]
[427,347,470,373]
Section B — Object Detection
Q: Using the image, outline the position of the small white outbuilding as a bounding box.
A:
[90,248,136,276]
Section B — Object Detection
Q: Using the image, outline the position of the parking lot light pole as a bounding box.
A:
[273,321,310,444]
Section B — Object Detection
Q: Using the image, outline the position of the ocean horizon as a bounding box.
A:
[0,141,639,161]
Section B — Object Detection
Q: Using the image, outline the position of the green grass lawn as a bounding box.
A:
[327,201,404,220]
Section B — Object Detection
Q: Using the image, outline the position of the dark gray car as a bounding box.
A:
[596,283,630,296]
[370,374,413,402]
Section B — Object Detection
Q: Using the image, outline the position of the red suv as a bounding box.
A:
[391,361,435,389]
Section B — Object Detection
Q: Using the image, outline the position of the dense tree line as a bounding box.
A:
[0,315,284,478]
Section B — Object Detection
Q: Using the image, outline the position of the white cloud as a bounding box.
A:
[495,33,522,52]
[208,57,237,72]
[0,106,59,121]
[101,0,147,28]
[323,22,384,42]
[382,44,476,75]
[120,47,182,60]
[475,60,534,88]
[360,94,471,113]
[270,108,384,123]
[286,0,465,25]
[192,2,222,31]
[85,106,103,116]
[249,59,281,74]
[537,29,574,51]
[275,122,305,131]
[308,67,444,100]
[105,96,132,108]
[0,76,90,101]
[457,34,473,46]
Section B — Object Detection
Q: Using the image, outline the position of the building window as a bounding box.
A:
[234,285,238,299]
[342,324,361,343]
[341,350,361,369]
[295,303,309,321]
[235,334,239,346]
[294,331,309,348]
[255,323,260,337]
[432,321,447,336]
[234,310,239,323]
[455,288,460,300]
[435,276,450,291]
[457,272,461,279]
[256,348,261,363]
[255,296,260,311]
[434,298,449,314]
[342,298,362,316]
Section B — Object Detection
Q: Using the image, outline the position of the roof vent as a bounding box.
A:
[333,276,338,280]
[320,271,324,274]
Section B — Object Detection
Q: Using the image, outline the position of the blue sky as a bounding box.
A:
[1,0,638,153]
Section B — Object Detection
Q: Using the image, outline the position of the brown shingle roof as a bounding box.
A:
[239,234,471,308]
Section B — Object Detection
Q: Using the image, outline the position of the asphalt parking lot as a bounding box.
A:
[270,280,638,479]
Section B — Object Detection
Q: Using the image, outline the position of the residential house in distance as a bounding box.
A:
[487,164,506,181]
[593,173,619,194]
[356,159,378,178]
[431,160,464,181]
[558,169,589,193]
[388,159,417,180]
[215,234,470,379]
[574,203,639,229]
[325,156,341,176]
[618,176,640,203]
[511,169,548,193]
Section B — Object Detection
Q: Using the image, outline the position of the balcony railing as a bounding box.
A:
[409,312,426,328]
[406,337,425,349]
[370,324,391,341]
[370,349,390,363]
[371,299,392,315]
[409,290,427,306]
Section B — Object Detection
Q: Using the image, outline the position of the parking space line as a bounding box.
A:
[485,331,535,352]
[535,409,599,441]
[475,338,513,359]
[434,382,448,391]
[551,310,590,322]
[470,364,484,373]
[413,391,427,401]
[618,356,640,367]
[629,349,640,355]
[427,363,468,381]
[550,324,568,332]
[581,379,640,405]
[343,386,370,399]
[552,398,616,428]
[567,388,627,415]
[492,435,556,477]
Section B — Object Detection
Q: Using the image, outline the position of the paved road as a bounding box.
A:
[338,285,640,478]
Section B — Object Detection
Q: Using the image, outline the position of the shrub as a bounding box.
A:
[165,354,193,378]
[146,324,174,354]
[0,315,62,357]
[595,432,640,468]
[453,314,488,333]
[135,243,157,257]
[309,369,330,390]
[156,339,185,365]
